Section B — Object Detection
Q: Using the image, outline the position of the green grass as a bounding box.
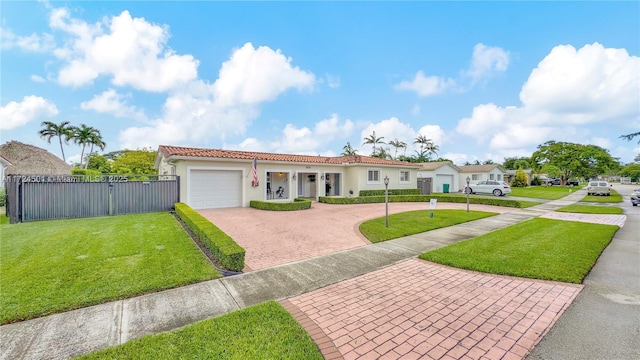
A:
[509,186,579,200]
[0,213,221,324]
[556,204,623,214]
[580,189,623,203]
[359,210,498,243]
[419,218,618,283]
[76,301,323,360]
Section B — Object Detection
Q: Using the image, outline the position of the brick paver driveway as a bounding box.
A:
[286,259,582,360]
[198,202,515,271]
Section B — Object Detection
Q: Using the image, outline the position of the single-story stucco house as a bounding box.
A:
[155,145,422,209]
[457,164,508,190]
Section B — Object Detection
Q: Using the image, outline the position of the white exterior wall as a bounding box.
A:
[169,157,418,208]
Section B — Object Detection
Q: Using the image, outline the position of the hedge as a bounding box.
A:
[249,198,312,211]
[359,189,421,197]
[319,194,536,208]
[174,203,245,271]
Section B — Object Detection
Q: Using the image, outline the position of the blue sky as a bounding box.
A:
[1,1,638,165]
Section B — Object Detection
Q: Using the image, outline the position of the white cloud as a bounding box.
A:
[31,75,46,83]
[273,114,354,153]
[80,89,147,121]
[325,74,341,88]
[396,43,509,96]
[465,43,510,82]
[51,8,198,91]
[213,43,315,107]
[0,27,55,52]
[395,71,455,96]
[416,124,446,148]
[456,43,640,152]
[0,95,59,130]
[119,43,316,149]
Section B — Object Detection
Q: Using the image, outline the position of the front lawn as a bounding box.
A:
[509,186,577,200]
[556,204,623,214]
[76,301,323,360]
[359,209,497,243]
[419,218,618,283]
[0,213,221,324]
[580,189,623,203]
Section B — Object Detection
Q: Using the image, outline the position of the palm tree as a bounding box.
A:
[388,138,407,160]
[71,124,101,168]
[363,131,385,156]
[414,134,439,161]
[341,142,358,156]
[38,121,74,162]
[86,130,107,168]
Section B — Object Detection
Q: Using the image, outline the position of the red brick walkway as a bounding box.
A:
[288,259,582,360]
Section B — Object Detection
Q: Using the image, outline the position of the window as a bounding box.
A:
[490,174,495,180]
[400,170,410,183]
[497,174,502,181]
[472,174,480,181]
[367,169,380,183]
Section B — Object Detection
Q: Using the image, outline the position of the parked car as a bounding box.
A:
[566,179,580,187]
[467,180,511,196]
[587,181,611,196]
[544,178,561,186]
[631,189,640,206]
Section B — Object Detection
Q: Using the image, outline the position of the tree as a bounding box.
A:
[85,153,112,173]
[38,121,74,162]
[388,138,407,160]
[619,163,640,182]
[110,148,157,174]
[70,124,102,168]
[503,157,532,170]
[363,131,385,156]
[86,129,107,167]
[531,141,620,182]
[620,131,640,144]
[341,142,357,156]
[511,168,529,187]
[414,134,438,161]
[482,160,495,165]
[372,147,392,160]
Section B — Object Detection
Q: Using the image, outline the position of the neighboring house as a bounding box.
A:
[155,145,421,209]
[458,164,507,189]
[0,141,71,176]
[505,169,533,185]
[0,154,13,185]
[416,161,462,193]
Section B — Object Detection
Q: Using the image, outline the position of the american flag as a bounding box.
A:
[252,157,258,187]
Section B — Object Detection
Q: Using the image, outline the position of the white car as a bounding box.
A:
[467,180,511,196]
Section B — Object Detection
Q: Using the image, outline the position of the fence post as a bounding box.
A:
[108,182,114,216]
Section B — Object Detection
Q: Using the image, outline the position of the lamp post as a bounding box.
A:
[465,176,471,213]
[384,175,390,228]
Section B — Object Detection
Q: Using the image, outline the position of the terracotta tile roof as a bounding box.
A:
[158,145,418,167]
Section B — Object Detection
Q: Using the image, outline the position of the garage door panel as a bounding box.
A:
[190,170,242,209]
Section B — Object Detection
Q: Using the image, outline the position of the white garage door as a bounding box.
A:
[435,174,454,193]
[189,170,242,209]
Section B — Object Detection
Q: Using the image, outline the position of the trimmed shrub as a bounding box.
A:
[531,176,543,186]
[359,188,421,197]
[174,203,245,271]
[319,194,530,208]
[250,198,312,211]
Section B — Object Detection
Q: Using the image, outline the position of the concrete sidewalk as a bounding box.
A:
[1,188,635,360]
